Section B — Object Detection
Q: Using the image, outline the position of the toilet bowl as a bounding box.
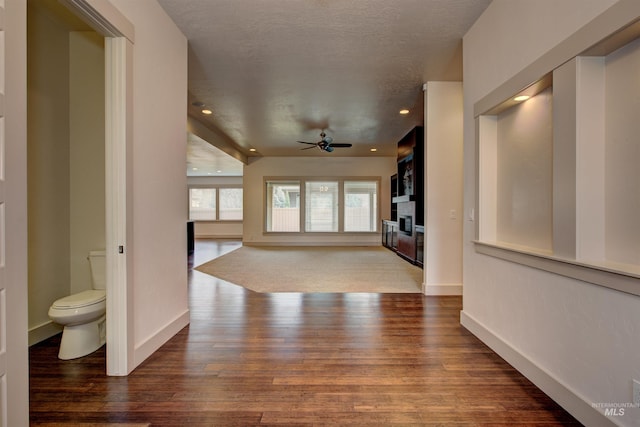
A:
[48,250,107,360]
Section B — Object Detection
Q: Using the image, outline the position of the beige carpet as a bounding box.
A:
[195,246,423,293]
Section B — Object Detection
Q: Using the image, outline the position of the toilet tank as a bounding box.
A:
[88,250,106,290]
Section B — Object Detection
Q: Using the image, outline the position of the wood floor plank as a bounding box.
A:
[29,240,582,426]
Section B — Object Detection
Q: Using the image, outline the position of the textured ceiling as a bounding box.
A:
[159,0,491,161]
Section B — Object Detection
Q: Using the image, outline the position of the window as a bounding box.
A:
[189,186,243,221]
[305,181,338,232]
[189,188,216,220]
[219,188,243,220]
[265,178,379,233]
[266,181,300,232]
[344,181,378,232]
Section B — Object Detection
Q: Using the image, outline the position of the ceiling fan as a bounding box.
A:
[297,131,352,153]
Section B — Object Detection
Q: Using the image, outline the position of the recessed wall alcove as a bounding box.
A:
[474,13,640,296]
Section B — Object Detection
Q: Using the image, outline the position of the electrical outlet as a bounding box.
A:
[633,379,640,406]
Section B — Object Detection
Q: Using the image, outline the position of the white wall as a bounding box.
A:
[27,0,72,338]
[69,31,105,294]
[423,82,463,294]
[188,176,242,186]
[243,156,396,246]
[605,37,640,265]
[463,1,640,426]
[109,0,189,367]
[496,88,553,252]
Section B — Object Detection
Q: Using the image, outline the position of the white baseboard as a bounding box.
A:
[460,310,618,427]
[423,283,462,295]
[29,321,63,346]
[133,309,190,368]
[244,241,381,247]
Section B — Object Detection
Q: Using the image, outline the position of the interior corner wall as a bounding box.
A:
[243,156,396,246]
[27,0,72,342]
[69,31,105,295]
[109,0,189,368]
[423,82,463,295]
[463,1,640,426]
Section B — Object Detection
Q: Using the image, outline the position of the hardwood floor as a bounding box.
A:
[30,240,582,426]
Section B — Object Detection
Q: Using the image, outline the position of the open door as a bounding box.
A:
[2,0,30,424]
[0,0,135,421]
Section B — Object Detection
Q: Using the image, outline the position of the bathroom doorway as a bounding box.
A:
[27,0,134,375]
[27,0,105,344]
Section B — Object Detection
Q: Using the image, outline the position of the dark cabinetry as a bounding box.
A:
[382,220,398,251]
[383,126,424,266]
[415,225,424,268]
[187,221,194,255]
[396,200,416,263]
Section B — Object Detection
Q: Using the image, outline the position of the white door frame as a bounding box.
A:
[4,0,30,424]
[61,0,135,376]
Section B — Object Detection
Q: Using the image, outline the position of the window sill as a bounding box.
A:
[473,240,640,297]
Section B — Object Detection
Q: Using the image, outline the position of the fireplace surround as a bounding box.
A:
[386,126,424,264]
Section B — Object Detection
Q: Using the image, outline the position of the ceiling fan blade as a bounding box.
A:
[295,132,344,152]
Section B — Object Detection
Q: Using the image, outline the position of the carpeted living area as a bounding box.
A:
[195,245,423,293]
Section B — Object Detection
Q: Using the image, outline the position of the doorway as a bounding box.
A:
[27,0,134,376]
[27,0,106,346]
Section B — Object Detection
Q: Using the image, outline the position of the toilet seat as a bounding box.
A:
[48,290,106,328]
[51,290,105,309]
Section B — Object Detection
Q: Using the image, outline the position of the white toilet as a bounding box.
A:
[48,250,107,360]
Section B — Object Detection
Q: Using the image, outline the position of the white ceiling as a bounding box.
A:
[158,0,491,172]
[187,133,244,177]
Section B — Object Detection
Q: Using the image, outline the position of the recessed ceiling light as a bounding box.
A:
[192,167,198,171]
[514,95,530,102]
[249,148,256,152]
[217,170,222,173]
[370,148,377,152]
[399,109,410,115]
[202,109,213,115]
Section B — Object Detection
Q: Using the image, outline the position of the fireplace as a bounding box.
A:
[399,215,412,235]
[395,201,416,263]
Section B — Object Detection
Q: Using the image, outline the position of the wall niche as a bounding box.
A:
[474,16,640,296]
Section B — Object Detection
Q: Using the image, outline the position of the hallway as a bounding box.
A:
[29,240,581,425]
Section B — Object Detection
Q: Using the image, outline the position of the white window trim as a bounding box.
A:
[188,184,243,222]
[264,176,381,235]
